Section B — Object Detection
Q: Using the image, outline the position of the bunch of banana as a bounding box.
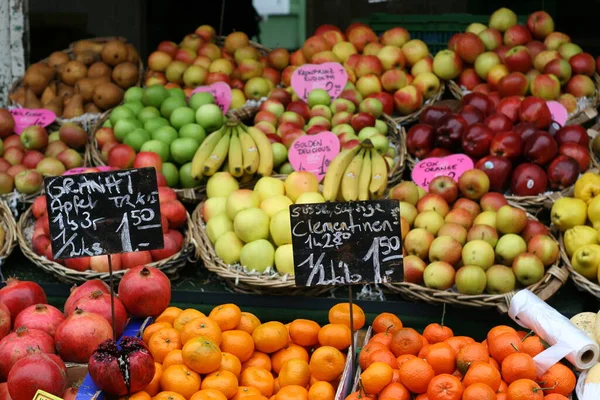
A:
[191,121,273,180]
[322,141,388,202]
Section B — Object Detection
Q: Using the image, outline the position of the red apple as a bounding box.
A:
[503,46,532,73]
[559,142,591,172]
[527,11,555,40]
[547,155,580,190]
[462,123,495,159]
[498,72,528,97]
[472,83,492,94]
[511,163,548,196]
[479,28,503,51]
[4,147,24,165]
[519,97,552,129]
[434,114,468,150]
[496,96,523,122]
[495,45,511,62]
[150,233,180,261]
[526,41,547,59]
[0,159,10,172]
[286,101,311,122]
[504,25,532,47]
[95,127,117,148]
[555,125,590,147]
[281,128,305,148]
[480,192,509,212]
[426,148,452,158]
[351,112,376,131]
[462,92,495,116]
[514,122,538,143]
[120,251,152,270]
[543,59,572,85]
[456,33,485,64]
[523,131,558,165]
[428,176,459,204]
[566,75,596,98]
[458,68,482,90]
[570,53,596,76]
[475,155,513,192]
[133,152,163,171]
[65,257,91,272]
[490,131,523,160]
[339,89,363,108]
[269,88,292,106]
[521,220,551,243]
[419,105,453,127]
[22,150,45,169]
[458,105,485,126]
[366,92,394,115]
[484,113,513,133]
[107,144,136,169]
[7,164,26,178]
[407,124,435,159]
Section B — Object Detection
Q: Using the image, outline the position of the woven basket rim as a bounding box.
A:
[391,81,446,125]
[0,200,19,266]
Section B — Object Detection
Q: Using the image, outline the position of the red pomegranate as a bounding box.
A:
[89,337,155,396]
[0,279,47,323]
[0,327,55,380]
[0,383,11,400]
[62,386,78,400]
[71,290,128,337]
[7,353,67,400]
[54,308,113,363]
[63,280,109,315]
[118,266,171,317]
[0,302,10,341]
[13,304,65,338]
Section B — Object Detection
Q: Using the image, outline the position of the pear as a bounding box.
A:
[101,40,129,66]
[93,82,123,110]
[551,197,588,232]
[84,102,101,114]
[41,83,57,105]
[72,40,103,56]
[74,78,96,102]
[9,87,25,105]
[572,244,600,279]
[574,172,600,204]
[63,94,84,119]
[126,44,140,64]
[23,69,51,96]
[60,60,88,86]
[43,96,64,116]
[87,61,112,79]
[564,226,598,257]
[75,50,100,66]
[48,51,70,70]
[24,87,42,109]
[112,62,139,88]
[57,83,74,98]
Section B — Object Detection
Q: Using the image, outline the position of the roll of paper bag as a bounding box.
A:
[508,290,599,375]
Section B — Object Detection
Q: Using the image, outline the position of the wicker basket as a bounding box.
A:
[0,200,19,268]
[560,234,600,299]
[448,74,600,126]
[383,204,569,313]
[9,37,144,133]
[17,206,195,284]
[392,81,446,126]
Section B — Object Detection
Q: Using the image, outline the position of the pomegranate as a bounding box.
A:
[118,266,171,317]
[0,383,11,400]
[63,279,109,315]
[54,308,112,363]
[13,304,65,338]
[71,290,128,337]
[0,327,55,380]
[0,279,47,323]
[0,302,10,341]
[7,353,67,400]
[62,386,78,400]
[89,337,155,396]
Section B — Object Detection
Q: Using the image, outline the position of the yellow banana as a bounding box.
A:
[191,125,226,179]
[369,148,388,199]
[228,127,244,177]
[358,149,372,201]
[245,125,273,176]
[203,126,232,176]
[341,149,365,201]
[322,145,362,202]
[239,127,259,175]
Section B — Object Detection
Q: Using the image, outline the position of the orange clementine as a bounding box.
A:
[144,322,172,344]
[522,336,545,358]
[365,349,397,369]
[149,328,183,363]
[344,391,373,400]
[369,332,393,348]
[502,353,537,384]
[153,392,186,400]
[390,328,423,357]
[288,319,321,347]
[456,342,489,374]
[182,336,223,374]
[236,312,261,334]
[379,382,410,400]
[421,342,456,375]
[145,362,163,396]
[156,307,183,325]
[414,395,429,400]
[487,326,517,344]
[444,336,476,355]
[489,357,500,371]
[426,374,463,400]
[209,304,242,331]
[537,363,576,396]
[202,370,239,399]
[543,395,569,400]
[163,349,184,369]
[253,322,289,354]
[396,354,417,368]
[181,317,223,345]
[398,357,435,394]
[221,352,243,378]
[328,303,365,330]
[174,309,206,331]
[309,346,346,382]
[232,387,262,400]
[506,379,544,400]
[489,332,522,364]
[242,351,272,371]
[160,364,202,399]
[191,389,229,400]
[372,313,403,334]
[317,324,352,350]
[278,359,310,388]
[422,323,454,344]
[119,391,151,400]
[497,395,507,400]
[222,330,255,362]
[240,366,275,397]
[272,344,309,374]
[462,361,501,391]
[275,385,308,400]
[361,362,393,395]
[499,380,508,393]
[307,381,335,400]
[359,343,388,370]
[462,382,496,400]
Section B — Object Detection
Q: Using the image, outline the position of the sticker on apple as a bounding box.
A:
[10,108,56,135]
[412,154,474,190]
[291,62,348,104]
[288,131,340,182]
[191,82,232,114]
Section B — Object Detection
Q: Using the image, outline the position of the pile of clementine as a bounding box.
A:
[346,312,576,400]
[120,302,366,400]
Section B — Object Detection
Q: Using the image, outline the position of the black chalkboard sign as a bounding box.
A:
[290,200,403,286]
[44,167,164,260]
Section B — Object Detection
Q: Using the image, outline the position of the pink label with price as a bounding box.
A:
[291,62,348,103]
[63,166,114,176]
[546,101,568,127]
[288,131,340,182]
[191,82,232,113]
[412,154,474,190]
[10,108,56,134]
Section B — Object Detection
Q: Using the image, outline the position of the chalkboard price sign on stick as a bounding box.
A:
[290,200,403,287]
[44,167,164,260]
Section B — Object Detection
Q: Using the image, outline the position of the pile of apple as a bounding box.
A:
[29,183,187,271]
[390,170,559,295]
[95,85,227,189]
[435,7,598,111]
[407,92,591,196]
[0,109,88,196]
[201,171,324,275]
[255,87,397,175]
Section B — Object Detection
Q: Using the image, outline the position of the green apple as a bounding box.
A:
[485,265,516,294]
[170,107,196,130]
[215,231,244,265]
[275,244,295,275]
[152,126,178,146]
[279,162,294,175]
[144,117,170,133]
[189,92,215,111]
[138,106,161,123]
[375,119,388,135]
[234,207,270,242]
[123,129,151,151]
[179,123,206,143]
[123,100,144,116]
[455,265,487,295]
[195,104,224,132]
[102,120,112,128]
[160,97,187,119]
[240,239,275,273]
[48,131,60,142]
[179,162,200,188]
[142,85,169,108]
[110,106,136,126]
[141,139,170,162]
[171,137,200,165]
[114,118,142,141]
[161,162,179,187]
[124,87,144,103]
[168,87,186,100]
[307,88,331,107]
[272,143,287,167]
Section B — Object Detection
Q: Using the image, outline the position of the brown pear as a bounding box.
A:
[112,62,139,88]
[126,44,140,65]
[48,51,71,70]
[41,83,57,104]
[72,40,103,56]
[23,69,52,96]
[43,96,64,116]
[27,63,55,80]
[63,94,84,118]
[60,61,88,86]
[74,78,96,102]
[93,82,123,110]
[24,87,42,109]
[87,61,112,79]
[84,103,102,114]
[9,87,25,105]
[57,83,74,98]
[101,40,129,67]
[75,50,99,66]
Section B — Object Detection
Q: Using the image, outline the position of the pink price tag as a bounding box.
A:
[288,131,340,182]
[63,166,114,176]
[191,82,232,114]
[411,154,474,190]
[546,101,568,127]
[291,62,348,103]
[10,108,56,135]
